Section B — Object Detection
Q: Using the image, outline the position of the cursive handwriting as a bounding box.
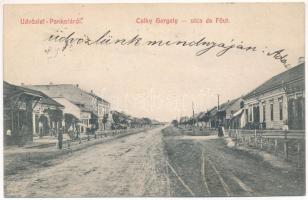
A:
[47,30,290,68]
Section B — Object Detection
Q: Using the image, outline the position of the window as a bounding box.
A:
[263,105,266,122]
[98,105,103,116]
[253,106,260,123]
[279,99,283,120]
[270,103,274,121]
[245,109,248,123]
[249,107,253,122]
[82,119,89,126]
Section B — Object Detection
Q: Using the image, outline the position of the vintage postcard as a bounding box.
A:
[2,2,305,198]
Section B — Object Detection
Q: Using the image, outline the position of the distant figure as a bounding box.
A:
[38,121,43,138]
[6,129,11,136]
[282,120,289,132]
[91,123,96,139]
[68,125,74,133]
[67,126,74,149]
[68,125,74,140]
[58,128,63,149]
[76,127,81,144]
[19,124,27,147]
[87,128,90,141]
[218,124,224,137]
[6,129,12,145]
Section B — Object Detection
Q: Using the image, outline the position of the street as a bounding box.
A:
[162,127,305,197]
[4,126,305,197]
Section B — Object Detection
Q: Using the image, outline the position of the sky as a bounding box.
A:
[4,3,305,122]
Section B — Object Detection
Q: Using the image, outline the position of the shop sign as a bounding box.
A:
[17,101,27,110]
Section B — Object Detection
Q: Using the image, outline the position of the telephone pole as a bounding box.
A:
[217,94,220,126]
[217,94,220,110]
[192,102,195,134]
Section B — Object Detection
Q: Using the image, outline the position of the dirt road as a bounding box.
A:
[5,126,305,197]
[162,127,305,197]
[5,127,169,197]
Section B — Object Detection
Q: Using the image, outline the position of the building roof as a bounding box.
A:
[208,106,218,116]
[195,112,205,119]
[244,62,305,99]
[73,103,95,115]
[38,94,65,108]
[218,97,241,112]
[4,81,42,99]
[4,81,64,108]
[53,97,81,119]
[24,84,110,104]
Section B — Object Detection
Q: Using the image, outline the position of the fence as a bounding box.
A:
[177,125,218,136]
[228,129,305,167]
[61,127,154,149]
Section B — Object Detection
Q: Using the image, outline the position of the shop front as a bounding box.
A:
[4,82,42,145]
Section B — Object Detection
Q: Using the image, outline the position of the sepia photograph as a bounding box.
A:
[2,2,306,198]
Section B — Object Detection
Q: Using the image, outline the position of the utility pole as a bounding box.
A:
[192,101,195,134]
[217,94,220,110]
[217,94,220,127]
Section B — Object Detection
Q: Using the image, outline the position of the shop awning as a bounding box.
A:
[232,109,244,118]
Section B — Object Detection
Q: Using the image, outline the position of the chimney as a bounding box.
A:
[21,83,24,86]
[298,57,305,64]
[76,84,79,88]
[91,90,93,93]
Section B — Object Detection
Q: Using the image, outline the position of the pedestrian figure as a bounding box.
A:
[282,120,289,132]
[91,123,97,139]
[6,129,12,145]
[21,124,28,146]
[218,123,224,137]
[58,127,63,149]
[38,121,43,138]
[18,124,26,147]
[76,128,82,144]
[87,127,90,141]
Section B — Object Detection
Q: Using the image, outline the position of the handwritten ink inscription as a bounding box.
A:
[46,30,289,68]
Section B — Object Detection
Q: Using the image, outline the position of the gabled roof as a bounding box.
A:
[244,62,305,99]
[196,112,209,120]
[208,106,218,116]
[4,81,64,108]
[4,81,42,99]
[196,112,205,119]
[218,97,241,112]
[38,94,65,108]
[24,84,110,104]
[53,97,82,119]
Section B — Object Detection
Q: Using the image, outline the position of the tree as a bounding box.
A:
[171,119,178,127]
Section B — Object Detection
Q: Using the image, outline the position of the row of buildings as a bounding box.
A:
[179,61,305,130]
[4,82,158,145]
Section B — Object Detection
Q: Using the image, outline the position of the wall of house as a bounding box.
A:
[26,85,112,129]
[245,87,288,129]
[223,99,243,128]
